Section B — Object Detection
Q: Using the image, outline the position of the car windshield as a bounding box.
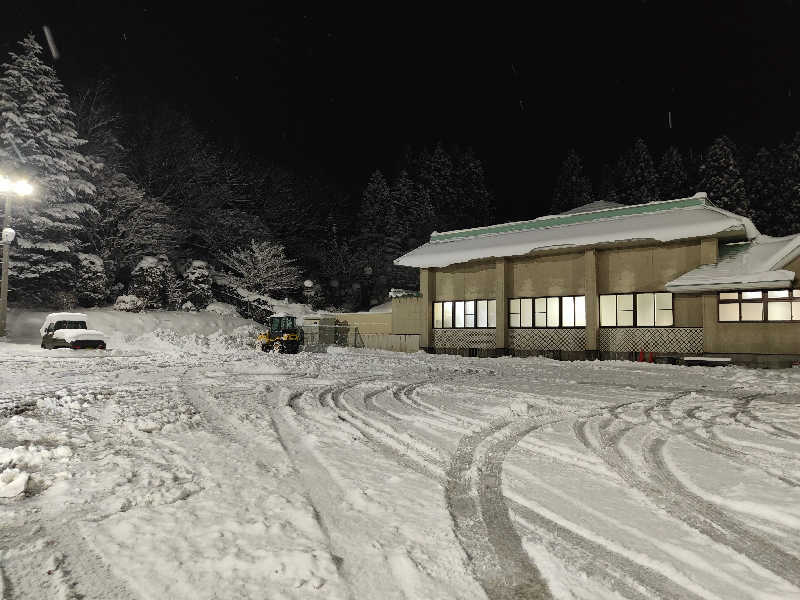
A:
[53,320,87,330]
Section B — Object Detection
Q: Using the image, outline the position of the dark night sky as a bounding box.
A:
[3,2,800,221]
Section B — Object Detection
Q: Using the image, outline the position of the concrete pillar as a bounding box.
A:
[584,249,599,352]
[495,258,508,353]
[700,237,718,265]
[420,268,435,351]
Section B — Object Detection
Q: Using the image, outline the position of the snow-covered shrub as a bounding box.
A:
[127,255,175,309]
[76,253,108,307]
[114,295,144,312]
[218,240,301,298]
[181,301,196,311]
[181,260,213,309]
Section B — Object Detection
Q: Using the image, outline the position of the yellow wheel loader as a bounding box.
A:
[257,313,301,354]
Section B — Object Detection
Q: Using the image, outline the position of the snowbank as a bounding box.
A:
[4,307,262,350]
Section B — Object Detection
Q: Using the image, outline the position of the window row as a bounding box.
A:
[509,296,586,328]
[433,300,497,328]
[599,293,673,327]
[718,290,800,322]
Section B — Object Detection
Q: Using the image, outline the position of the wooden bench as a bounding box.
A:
[682,356,732,367]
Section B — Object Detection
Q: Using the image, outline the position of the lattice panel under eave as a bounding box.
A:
[509,329,587,351]
[433,329,496,349]
[598,328,703,353]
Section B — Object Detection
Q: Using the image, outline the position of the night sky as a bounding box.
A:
[3,2,800,221]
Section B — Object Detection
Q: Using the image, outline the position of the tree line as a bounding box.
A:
[0,34,495,314]
[552,136,800,237]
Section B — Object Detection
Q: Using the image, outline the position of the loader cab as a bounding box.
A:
[269,315,297,334]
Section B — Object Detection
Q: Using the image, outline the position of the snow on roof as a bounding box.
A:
[559,200,626,214]
[666,234,800,292]
[44,312,88,321]
[395,194,758,269]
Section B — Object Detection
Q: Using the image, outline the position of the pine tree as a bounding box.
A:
[550,149,593,213]
[615,138,659,204]
[699,136,750,216]
[0,34,95,302]
[657,146,690,200]
[745,147,781,235]
[453,148,495,227]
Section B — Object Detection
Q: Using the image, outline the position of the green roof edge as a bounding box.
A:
[429,197,706,243]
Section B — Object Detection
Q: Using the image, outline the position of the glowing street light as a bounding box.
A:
[0,174,34,337]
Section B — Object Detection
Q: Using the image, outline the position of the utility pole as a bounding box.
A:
[0,194,12,337]
[0,176,34,337]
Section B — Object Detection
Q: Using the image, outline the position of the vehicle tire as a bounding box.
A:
[261,343,269,353]
[40,341,46,349]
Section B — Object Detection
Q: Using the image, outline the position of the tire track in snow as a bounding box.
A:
[506,498,707,600]
[575,392,800,590]
[644,436,800,588]
[445,412,554,600]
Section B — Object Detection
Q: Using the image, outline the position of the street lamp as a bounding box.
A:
[0,175,34,337]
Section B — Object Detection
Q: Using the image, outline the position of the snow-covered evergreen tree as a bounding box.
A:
[746,147,781,235]
[75,253,108,307]
[699,136,750,216]
[128,255,174,309]
[0,34,95,302]
[181,260,213,309]
[550,149,594,213]
[657,146,690,200]
[615,139,659,204]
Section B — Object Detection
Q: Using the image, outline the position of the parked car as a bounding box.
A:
[39,313,107,350]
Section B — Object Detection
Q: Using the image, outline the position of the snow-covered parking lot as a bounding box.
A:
[2,329,800,599]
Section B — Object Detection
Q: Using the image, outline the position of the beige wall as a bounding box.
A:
[703,293,800,354]
[598,241,702,294]
[509,252,585,297]
[332,312,392,334]
[434,260,496,300]
[391,296,425,335]
[674,294,702,327]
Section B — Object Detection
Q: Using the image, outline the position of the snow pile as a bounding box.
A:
[0,468,28,498]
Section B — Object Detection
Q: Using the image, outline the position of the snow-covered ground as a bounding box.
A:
[1,310,800,599]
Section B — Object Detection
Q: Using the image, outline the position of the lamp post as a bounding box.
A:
[0,175,34,337]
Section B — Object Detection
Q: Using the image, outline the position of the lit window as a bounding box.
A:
[719,292,738,300]
[509,298,521,328]
[741,302,762,321]
[718,303,739,321]
[742,291,762,300]
[443,301,453,328]
[562,296,575,327]
[768,290,790,298]
[636,293,655,326]
[655,293,673,326]
[487,300,497,327]
[455,301,465,328]
[600,295,616,326]
[465,301,475,327]
[477,300,488,327]
[434,302,443,328]
[560,296,586,327]
[575,296,586,327]
[546,297,559,327]
[768,301,791,321]
[534,297,547,327]
[617,294,634,326]
[521,298,533,328]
